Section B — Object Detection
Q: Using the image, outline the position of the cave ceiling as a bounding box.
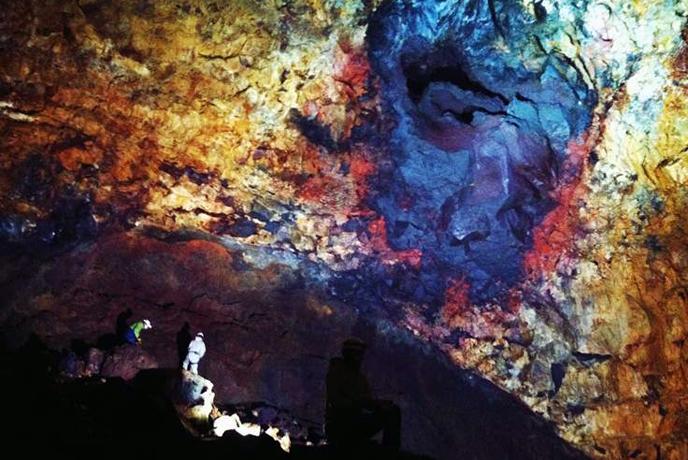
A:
[1,1,687,458]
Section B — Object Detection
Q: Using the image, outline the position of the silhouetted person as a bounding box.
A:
[116,308,133,344]
[325,337,401,451]
[176,322,192,367]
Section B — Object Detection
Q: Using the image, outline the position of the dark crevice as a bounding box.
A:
[550,361,567,395]
[572,352,612,365]
[159,162,217,186]
[487,0,505,38]
[404,62,508,105]
[440,106,507,124]
[533,1,547,22]
[515,92,536,104]
[289,108,339,151]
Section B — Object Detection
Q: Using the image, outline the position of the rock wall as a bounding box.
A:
[1,1,687,458]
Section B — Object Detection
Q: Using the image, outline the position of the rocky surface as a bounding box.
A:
[100,344,158,380]
[172,368,216,433]
[1,232,588,459]
[1,1,687,458]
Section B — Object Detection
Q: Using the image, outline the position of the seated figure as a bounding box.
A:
[325,337,401,451]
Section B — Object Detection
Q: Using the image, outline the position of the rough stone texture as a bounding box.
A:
[172,369,216,434]
[0,1,687,458]
[100,343,158,380]
[1,232,587,460]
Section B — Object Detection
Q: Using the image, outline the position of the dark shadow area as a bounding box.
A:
[402,48,507,104]
[350,321,591,460]
[0,231,589,460]
[0,333,589,460]
[0,336,428,459]
[325,338,401,451]
[176,321,192,367]
[115,308,133,344]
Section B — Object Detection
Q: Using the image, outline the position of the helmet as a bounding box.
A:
[196,332,204,338]
[143,319,152,329]
[342,337,366,352]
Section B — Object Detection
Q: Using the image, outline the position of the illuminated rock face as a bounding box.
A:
[1,1,687,458]
[368,1,596,302]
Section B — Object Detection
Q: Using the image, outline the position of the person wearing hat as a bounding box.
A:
[183,331,206,374]
[325,337,401,451]
[124,318,152,345]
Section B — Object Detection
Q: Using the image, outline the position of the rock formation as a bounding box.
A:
[172,368,216,434]
[1,1,687,458]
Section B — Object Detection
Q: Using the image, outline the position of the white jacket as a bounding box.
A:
[187,336,206,360]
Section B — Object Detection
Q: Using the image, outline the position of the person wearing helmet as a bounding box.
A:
[183,331,206,374]
[325,337,401,451]
[124,318,152,345]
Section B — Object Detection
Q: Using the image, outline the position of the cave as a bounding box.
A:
[1,1,687,459]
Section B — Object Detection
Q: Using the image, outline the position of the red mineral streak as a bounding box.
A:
[524,135,593,276]
[333,39,370,99]
[442,277,471,323]
[297,175,338,203]
[367,216,422,268]
[506,288,523,313]
[348,154,376,200]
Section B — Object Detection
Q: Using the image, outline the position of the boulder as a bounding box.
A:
[100,344,158,381]
[171,369,216,435]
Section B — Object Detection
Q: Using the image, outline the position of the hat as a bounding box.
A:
[196,332,204,338]
[342,337,366,351]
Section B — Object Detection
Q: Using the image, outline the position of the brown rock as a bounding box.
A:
[100,344,159,381]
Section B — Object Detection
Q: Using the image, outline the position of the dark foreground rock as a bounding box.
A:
[0,232,589,460]
[0,331,587,459]
[0,338,428,459]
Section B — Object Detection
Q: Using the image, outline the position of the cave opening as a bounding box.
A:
[401,48,508,105]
